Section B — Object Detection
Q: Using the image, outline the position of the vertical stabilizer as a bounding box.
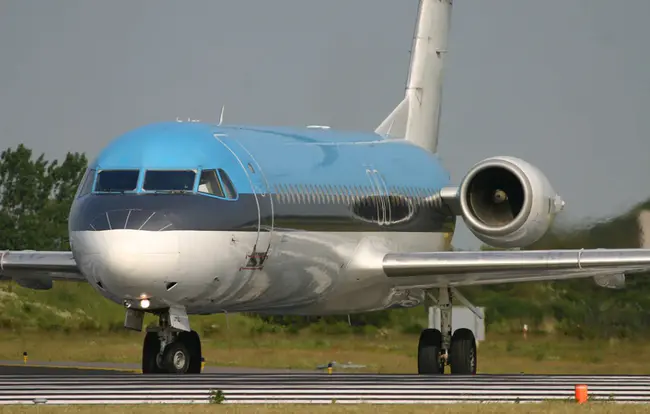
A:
[375,0,452,154]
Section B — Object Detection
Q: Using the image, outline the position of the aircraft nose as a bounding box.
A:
[89,209,175,232]
[86,229,181,299]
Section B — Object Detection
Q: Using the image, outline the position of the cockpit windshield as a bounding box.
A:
[95,170,139,193]
[143,170,196,192]
[89,167,235,196]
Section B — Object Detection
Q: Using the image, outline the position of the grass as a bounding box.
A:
[2,330,650,374]
[0,403,646,414]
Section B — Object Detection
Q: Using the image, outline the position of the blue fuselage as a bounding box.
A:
[70,122,455,234]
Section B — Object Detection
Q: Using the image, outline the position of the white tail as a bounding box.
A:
[375,0,452,154]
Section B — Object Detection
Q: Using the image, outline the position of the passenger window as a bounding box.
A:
[287,185,294,203]
[299,184,306,204]
[143,170,196,192]
[304,185,311,204]
[322,185,329,204]
[279,184,287,203]
[94,170,139,193]
[198,170,225,197]
[218,169,237,199]
[273,185,281,203]
[312,185,318,204]
[314,185,321,203]
[290,185,296,203]
[76,168,96,198]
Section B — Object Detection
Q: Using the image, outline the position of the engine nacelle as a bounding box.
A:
[455,156,565,248]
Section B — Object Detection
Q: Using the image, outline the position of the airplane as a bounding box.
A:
[2,0,650,376]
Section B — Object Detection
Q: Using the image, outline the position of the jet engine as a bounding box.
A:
[453,156,565,248]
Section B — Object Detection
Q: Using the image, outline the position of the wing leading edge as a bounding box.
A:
[0,250,83,290]
[383,249,650,288]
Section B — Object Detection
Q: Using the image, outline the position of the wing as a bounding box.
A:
[382,248,650,289]
[0,250,84,290]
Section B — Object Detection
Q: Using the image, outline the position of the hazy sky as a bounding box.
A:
[1,0,649,248]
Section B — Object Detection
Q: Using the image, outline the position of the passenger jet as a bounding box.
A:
[2,0,650,375]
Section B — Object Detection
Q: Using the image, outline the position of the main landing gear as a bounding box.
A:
[125,305,203,374]
[417,287,478,375]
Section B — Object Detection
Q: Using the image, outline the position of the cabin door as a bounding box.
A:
[214,134,274,270]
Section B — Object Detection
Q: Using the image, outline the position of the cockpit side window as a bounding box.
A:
[198,170,225,198]
[76,168,96,198]
[94,170,139,193]
[197,169,237,200]
[218,169,237,199]
[143,170,196,192]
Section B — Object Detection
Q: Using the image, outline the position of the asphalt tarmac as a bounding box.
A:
[0,360,313,375]
[2,366,650,404]
[0,361,136,375]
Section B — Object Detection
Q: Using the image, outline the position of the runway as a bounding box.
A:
[1,364,650,404]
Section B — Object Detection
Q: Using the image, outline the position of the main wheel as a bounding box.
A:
[162,341,191,374]
[179,330,202,374]
[449,328,477,375]
[418,328,444,374]
[142,331,164,374]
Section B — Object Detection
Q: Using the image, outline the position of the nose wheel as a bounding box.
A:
[141,313,203,374]
[142,331,164,374]
[162,341,190,374]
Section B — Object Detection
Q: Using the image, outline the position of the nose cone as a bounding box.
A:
[76,230,182,300]
[89,209,175,232]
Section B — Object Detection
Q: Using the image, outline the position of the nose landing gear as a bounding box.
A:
[141,309,203,374]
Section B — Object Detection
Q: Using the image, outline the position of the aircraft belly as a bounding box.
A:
[71,229,447,315]
[194,231,446,315]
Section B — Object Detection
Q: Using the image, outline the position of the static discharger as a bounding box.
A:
[575,384,588,404]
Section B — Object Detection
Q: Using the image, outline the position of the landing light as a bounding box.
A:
[140,299,151,309]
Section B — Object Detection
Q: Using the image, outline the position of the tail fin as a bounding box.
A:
[375,0,452,154]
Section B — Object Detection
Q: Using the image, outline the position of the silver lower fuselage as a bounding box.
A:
[70,230,447,315]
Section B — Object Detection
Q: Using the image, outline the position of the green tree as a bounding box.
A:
[0,144,87,251]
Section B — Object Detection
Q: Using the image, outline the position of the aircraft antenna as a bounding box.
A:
[218,105,226,126]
